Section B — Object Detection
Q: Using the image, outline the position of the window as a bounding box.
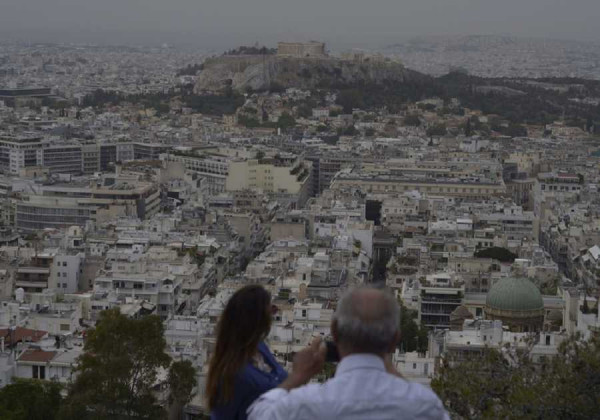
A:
[302,309,307,318]
[63,262,67,267]
[413,363,417,369]
[546,335,551,346]
[60,323,70,331]
[62,283,67,288]
[32,365,46,379]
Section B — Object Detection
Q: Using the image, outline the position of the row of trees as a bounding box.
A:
[332,72,600,128]
[432,334,600,419]
[238,112,296,131]
[0,309,197,420]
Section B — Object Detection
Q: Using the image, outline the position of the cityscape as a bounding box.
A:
[0,25,600,420]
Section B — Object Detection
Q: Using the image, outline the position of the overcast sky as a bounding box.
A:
[1,0,598,49]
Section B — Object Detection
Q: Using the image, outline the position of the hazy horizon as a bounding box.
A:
[1,0,599,50]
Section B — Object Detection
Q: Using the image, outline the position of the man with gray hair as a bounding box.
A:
[248,286,449,419]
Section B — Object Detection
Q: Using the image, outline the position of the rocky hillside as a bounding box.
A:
[194,55,427,92]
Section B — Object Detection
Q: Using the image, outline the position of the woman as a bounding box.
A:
[206,285,287,420]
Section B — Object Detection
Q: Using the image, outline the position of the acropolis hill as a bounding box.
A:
[194,42,424,93]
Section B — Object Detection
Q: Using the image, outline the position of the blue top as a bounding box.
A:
[211,341,288,420]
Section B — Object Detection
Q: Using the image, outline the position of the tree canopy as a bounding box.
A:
[0,379,62,420]
[167,360,197,420]
[399,302,428,353]
[474,246,517,263]
[61,309,178,419]
[432,334,600,419]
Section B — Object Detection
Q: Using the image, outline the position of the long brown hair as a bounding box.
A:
[206,285,272,410]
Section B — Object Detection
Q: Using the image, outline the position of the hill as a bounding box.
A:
[194,55,428,93]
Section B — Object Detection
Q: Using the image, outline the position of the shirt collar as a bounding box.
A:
[334,353,386,377]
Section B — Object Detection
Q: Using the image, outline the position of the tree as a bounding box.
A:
[398,302,428,353]
[432,334,600,419]
[504,123,528,138]
[342,125,358,136]
[0,379,63,420]
[586,116,594,133]
[167,360,197,420]
[61,308,171,419]
[465,118,473,136]
[474,246,517,263]
[337,89,365,113]
[277,112,296,130]
[426,123,447,137]
[403,114,421,127]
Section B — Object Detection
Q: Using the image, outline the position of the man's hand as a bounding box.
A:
[280,336,326,391]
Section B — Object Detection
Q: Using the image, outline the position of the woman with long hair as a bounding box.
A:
[206,285,287,420]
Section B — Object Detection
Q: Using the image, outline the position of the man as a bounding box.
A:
[248,286,449,420]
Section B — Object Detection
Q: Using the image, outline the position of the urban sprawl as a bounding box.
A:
[0,40,599,417]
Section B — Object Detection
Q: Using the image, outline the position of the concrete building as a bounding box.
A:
[485,277,544,332]
[418,275,464,330]
[0,134,44,175]
[48,253,84,294]
[15,176,160,231]
[226,155,312,208]
[331,168,506,199]
[161,151,230,194]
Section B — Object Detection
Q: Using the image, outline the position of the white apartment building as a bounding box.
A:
[48,253,84,294]
[161,151,230,194]
[226,156,312,208]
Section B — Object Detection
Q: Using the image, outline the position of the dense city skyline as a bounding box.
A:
[1,5,600,417]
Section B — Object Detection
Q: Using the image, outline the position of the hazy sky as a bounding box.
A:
[1,0,598,49]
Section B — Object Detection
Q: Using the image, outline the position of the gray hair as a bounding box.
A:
[333,285,400,354]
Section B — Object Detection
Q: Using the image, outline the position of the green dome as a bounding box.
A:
[486,277,543,312]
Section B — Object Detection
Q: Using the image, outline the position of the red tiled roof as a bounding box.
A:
[0,327,47,346]
[18,349,56,363]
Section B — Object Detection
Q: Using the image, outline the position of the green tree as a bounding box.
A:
[399,302,428,353]
[465,118,473,136]
[167,360,197,420]
[426,123,447,137]
[474,246,517,263]
[337,89,365,113]
[504,123,528,138]
[432,334,600,419]
[341,125,358,136]
[403,114,421,127]
[0,379,63,420]
[61,308,171,419]
[277,112,296,130]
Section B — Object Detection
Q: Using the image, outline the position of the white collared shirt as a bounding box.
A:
[248,354,450,420]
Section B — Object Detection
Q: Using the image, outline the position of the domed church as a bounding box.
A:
[485,277,544,332]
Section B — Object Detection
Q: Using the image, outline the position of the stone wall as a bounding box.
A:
[277,42,326,58]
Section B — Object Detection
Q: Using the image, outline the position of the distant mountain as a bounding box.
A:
[382,35,600,80]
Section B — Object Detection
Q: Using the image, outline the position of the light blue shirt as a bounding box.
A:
[248,353,450,420]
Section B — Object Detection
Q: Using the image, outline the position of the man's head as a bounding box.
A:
[331,285,400,357]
